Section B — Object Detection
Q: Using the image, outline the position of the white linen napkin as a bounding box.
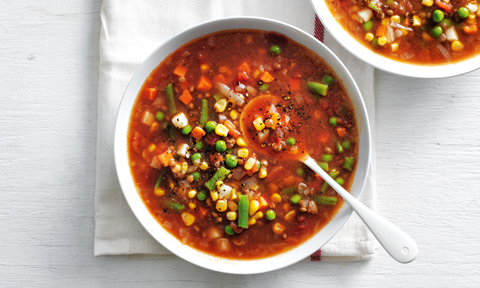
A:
[95,0,376,261]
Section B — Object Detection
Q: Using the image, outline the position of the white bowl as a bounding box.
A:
[114,17,371,274]
[310,0,480,78]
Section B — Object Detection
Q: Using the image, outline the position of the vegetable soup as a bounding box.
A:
[326,0,480,64]
[127,30,359,259]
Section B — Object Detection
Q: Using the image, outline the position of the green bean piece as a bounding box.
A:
[205,120,217,133]
[321,181,329,193]
[165,84,176,114]
[281,186,295,194]
[182,124,192,135]
[336,141,344,154]
[317,162,329,171]
[286,137,295,146]
[215,140,227,152]
[195,141,204,150]
[342,141,351,149]
[270,45,281,55]
[265,210,276,220]
[371,37,379,48]
[225,155,237,168]
[314,195,337,206]
[225,225,235,235]
[259,83,269,91]
[344,156,355,171]
[205,167,230,191]
[169,125,177,141]
[322,75,335,85]
[192,171,201,182]
[154,171,166,189]
[329,117,338,126]
[213,93,222,101]
[458,7,469,19]
[238,195,249,228]
[363,20,373,31]
[290,194,301,204]
[165,200,185,212]
[335,177,345,185]
[155,111,165,121]
[322,154,333,162]
[307,81,329,97]
[197,190,207,201]
[329,169,340,179]
[200,99,209,127]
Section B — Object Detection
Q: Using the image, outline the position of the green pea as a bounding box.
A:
[336,142,344,154]
[342,141,351,149]
[270,45,281,55]
[317,162,329,171]
[329,117,338,126]
[215,140,227,152]
[290,194,301,204]
[260,83,269,91]
[205,121,217,133]
[363,20,373,31]
[182,124,192,135]
[323,154,333,162]
[197,191,207,201]
[287,137,296,146]
[195,141,204,150]
[431,26,443,38]
[225,225,234,235]
[191,153,202,162]
[155,111,165,121]
[371,37,379,48]
[193,171,201,182]
[225,155,238,168]
[335,177,345,185]
[432,10,444,22]
[322,75,334,85]
[265,210,276,220]
[458,7,469,19]
[296,168,304,176]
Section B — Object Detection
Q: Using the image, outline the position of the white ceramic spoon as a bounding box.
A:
[302,155,418,263]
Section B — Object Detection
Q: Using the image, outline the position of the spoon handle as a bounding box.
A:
[303,156,418,263]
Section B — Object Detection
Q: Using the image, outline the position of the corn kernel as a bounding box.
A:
[248,216,257,226]
[181,212,195,226]
[258,167,267,178]
[272,222,286,234]
[154,188,165,196]
[391,43,399,52]
[181,162,188,174]
[451,40,464,51]
[254,211,264,219]
[210,191,219,201]
[253,69,260,78]
[381,18,388,26]
[229,109,239,120]
[244,158,256,170]
[228,200,238,211]
[150,122,159,133]
[468,13,476,20]
[148,144,156,152]
[214,98,228,113]
[237,148,249,158]
[188,202,196,210]
[226,211,237,221]
[421,0,433,6]
[477,9,480,17]
[249,200,260,215]
[216,199,227,212]
[271,193,282,203]
[365,33,374,42]
[390,15,401,23]
[172,164,181,173]
[253,117,265,131]
[169,182,175,189]
[215,180,224,189]
[200,64,210,73]
[401,29,408,36]
[351,5,359,12]
[230,189,238,200]
[412,16,421,27]
[215,123,229,137]
[200,161,209,170]
[378,36,387,46]
[283,210,297,221]
[188,190,197,198]
[467,17,475,24]
[236,137,247,147]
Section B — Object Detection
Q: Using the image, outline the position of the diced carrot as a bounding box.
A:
[319,131,330,143]
[179,89,193,105]
[158,149,173,167]
[198,207,209,219]
[258,196,268,210]
[435,0,452,13]
[260,71,275,83]
[143,87,157,101]
[289,78,301,91]
[173,65,188,77]
[179,80,190,90]
[336,127,346,137]
[213,74,227,84]
[269,112,280,129]
[376,25,386,37]
[191,126,206,140]
[224,120,241,138]
[464,24,478,34]
[196,75,212,92]
[238,62,251,73]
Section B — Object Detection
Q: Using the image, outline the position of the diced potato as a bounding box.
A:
[218,184,233,199]
[445,26,458,42]
[176,143,190,158]
[172,112,188,129]
[142,111,156,126]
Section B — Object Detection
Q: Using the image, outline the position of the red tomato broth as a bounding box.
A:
[326,0,480,64]
[127,30,359,259]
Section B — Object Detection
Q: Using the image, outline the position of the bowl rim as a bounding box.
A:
[310,0,480,79]
[114,16,371,274]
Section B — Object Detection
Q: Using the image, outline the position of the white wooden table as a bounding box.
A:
[2,1,480,287]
